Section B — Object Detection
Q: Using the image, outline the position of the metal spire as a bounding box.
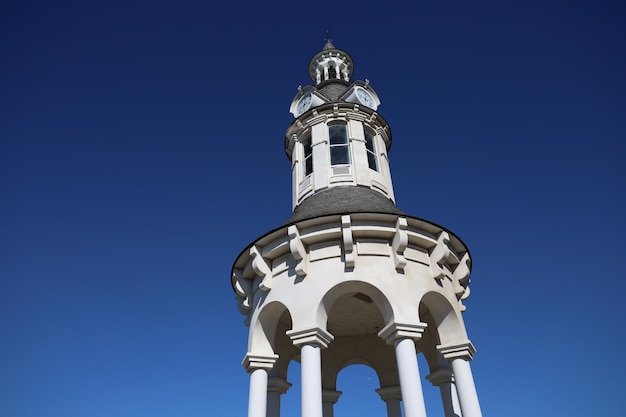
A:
[323,30,334,50]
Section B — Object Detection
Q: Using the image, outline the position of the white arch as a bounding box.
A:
[419,291,468,346]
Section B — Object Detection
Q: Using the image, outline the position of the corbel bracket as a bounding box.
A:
[288,225,308,277]
[341,215,354,268]
[250,245,273,291]
[429,231,450,281]
[392,217,408,270]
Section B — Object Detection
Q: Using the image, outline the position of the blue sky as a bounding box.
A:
[1,1,624,416]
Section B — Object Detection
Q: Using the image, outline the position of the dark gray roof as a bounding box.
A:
[318,82,350,101]
[286,186,405,225]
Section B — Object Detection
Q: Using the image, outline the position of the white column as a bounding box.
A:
[450,359,481,417]
[302,344,323,417]
[267,377,291,417]
[249,369,269,417]
[426,368,462,417]
[378,322,428,417]
[287,327,334,417]
[243,354,278,417]
[322,389,342,417]
[439,343,482,417]
[376,386,403,417]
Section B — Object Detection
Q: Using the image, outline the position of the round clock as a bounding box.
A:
[297,93,312,115]
[356,87,375,108]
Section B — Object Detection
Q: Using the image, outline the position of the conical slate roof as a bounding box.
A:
[286,186,405,225]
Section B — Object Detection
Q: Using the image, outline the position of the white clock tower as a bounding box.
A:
[231,39,483,417]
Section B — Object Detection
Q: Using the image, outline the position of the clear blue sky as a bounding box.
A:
[2,1,624,416]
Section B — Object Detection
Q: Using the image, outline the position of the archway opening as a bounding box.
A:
[334,364,385,417]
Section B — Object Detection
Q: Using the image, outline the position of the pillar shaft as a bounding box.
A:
[376,386,402,417]
[267,378,291,417]
[427,368,462,417]
[385,398,402,417]
[322,389,342,417]
[394,338,428,417]
[438,381,462,417]
[322,401,334,417]
[301,343,324,417]
[267,391,280,417]
[450,358,482,417]
[248,368,269,417]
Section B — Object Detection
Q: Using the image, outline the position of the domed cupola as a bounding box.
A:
[308,38,354,85]
[286,40,393,210]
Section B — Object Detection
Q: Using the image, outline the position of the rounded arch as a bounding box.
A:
[418,291,468,346]
[317,280,395,333]
[249,301,292,356]
[334,364,387,416]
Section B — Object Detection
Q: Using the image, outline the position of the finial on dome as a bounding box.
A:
[323,30,334,50]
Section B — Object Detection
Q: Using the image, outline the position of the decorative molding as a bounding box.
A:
[268,377,292,394]
[453,252,471,311]
[242,352,279,372]
[376,386,402,401]
[378,321,427,344]
[322,389,343,403]
[309,241,341,262]
[438,341,476,361]
[232,268,251,310]
[392,217,408,270]
[355,240,389,256]
[250,245,272,291]
[429,231,450,281]
[425,368,454,387]
[287,327,334,349]
[288,225,307,277]
[346,111,367,122]
[341,215,354,267]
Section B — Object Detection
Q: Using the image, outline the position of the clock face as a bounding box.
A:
[356,88,375,108]
[297,94,312,115]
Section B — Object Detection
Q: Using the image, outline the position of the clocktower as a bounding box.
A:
[231,39,483,417]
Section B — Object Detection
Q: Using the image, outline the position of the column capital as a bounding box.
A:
[322,389,342,404]
[242,352,279,372]
[425,368,454,387]
[286,327,334,348]
[378,321,427,344]
[267,377,292,394]
[438,341,476,361]
[376,385,402,401]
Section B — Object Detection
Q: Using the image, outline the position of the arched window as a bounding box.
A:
[329,123,350,166]
[364,129,378,172]
[303,137,313,176]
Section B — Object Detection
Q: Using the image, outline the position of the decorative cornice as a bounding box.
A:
[287,327,334,349]
[378,321,427,344]
[242,352,279,372]
[438,341,476,361]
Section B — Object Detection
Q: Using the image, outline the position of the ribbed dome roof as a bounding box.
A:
[286,186,405,225]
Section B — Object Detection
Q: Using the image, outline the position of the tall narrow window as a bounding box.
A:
[303,138,313,176]
[329,123,350,166]
[364,129,378,171]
